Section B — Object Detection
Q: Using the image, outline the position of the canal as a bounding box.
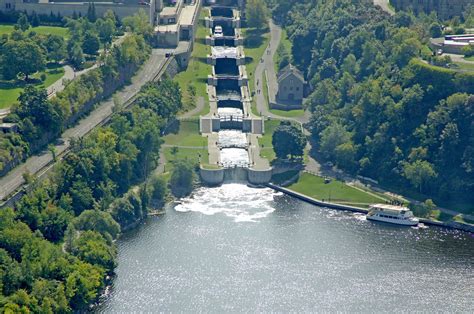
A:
[97,184,473,312]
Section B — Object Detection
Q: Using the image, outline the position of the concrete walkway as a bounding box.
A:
[254,20,310,124]
[0,49,171,202]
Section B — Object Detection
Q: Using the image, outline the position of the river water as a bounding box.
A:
[97,184,473,312]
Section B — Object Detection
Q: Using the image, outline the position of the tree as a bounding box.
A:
[169,160,194,198]
[246,0,267,28]
[30,11,40,27]
[74,210,121,240]
[82,31,100,55]
[86,2,97,22]
[96,17,116,45]
[16,86,63,134]
[402,160,437,193]
[272,121,307,160]
[15,13,30,32]
[464,5,474,28]
[72,231,117,269]
[319,123,351,160]
[69,42,85,68]
[429,23,442,38]
[122,10,153,38]
[148,175,167,206]
[45,34,67,62]
[1,39,45,80]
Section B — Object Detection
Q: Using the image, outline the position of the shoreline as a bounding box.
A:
[266,183,474,234]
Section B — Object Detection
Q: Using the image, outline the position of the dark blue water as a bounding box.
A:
[97,184,474,312]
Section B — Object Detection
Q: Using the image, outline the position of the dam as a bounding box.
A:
[199,1,272,185]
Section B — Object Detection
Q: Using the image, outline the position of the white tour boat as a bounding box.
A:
[214,26,224,38]
[366,204,419,226]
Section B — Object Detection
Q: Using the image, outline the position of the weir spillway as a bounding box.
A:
[199,2,271,185]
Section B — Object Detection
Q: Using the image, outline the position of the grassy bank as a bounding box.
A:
[164,120,206,147]
[0,24,68,37]
[173,11,211,116]
[288,173,389,208]
[258,119,280,161]
[0,64,65,108]
[162,119,208,170]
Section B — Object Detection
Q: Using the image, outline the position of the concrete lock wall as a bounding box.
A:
[247,168,272,185]
[200,167,224,185]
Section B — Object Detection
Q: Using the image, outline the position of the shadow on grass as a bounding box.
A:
[196,37,208,45]
[196,56,209,64]
[245,56,254,64]
[244,27,269,48]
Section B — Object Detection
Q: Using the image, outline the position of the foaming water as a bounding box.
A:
[176,184,278,222]
[220,148,249,167]
[218,107,243,116]
[218,130,247,147]
[97,185,474,312]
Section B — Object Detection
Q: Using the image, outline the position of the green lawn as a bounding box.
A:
[173,11,211,116]
[0,24,68,38]
[270,108,305,117]
[258,119,282,161]
[163,147,209,171]
[289,173,387,207]
[464,56,474,62]
[0,65,65,108]
[242,26,270,114]
[162,119,208,170]
[163,120,207,147]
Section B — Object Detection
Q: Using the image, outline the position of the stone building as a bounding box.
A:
[276,64,305,104]
[390,0,474,20]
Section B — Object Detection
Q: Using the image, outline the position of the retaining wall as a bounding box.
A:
[200,167,224,185]
[267,183,474,233]
[248,168,272,185]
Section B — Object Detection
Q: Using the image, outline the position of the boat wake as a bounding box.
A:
[175,184,279,222]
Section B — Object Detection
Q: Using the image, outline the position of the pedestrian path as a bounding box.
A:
[254,20,309,124]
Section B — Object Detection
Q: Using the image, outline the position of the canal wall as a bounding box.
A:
[200,167,225,185]
[200,166,272,185]
[248,168,273,185]
[267,183,474,233]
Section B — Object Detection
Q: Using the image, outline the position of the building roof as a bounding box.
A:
[277,64,305,84]
[370,204,410,212]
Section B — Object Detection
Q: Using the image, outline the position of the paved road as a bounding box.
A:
[373,0,395,15]
[0,49,170,201]
[254,20,310,124]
